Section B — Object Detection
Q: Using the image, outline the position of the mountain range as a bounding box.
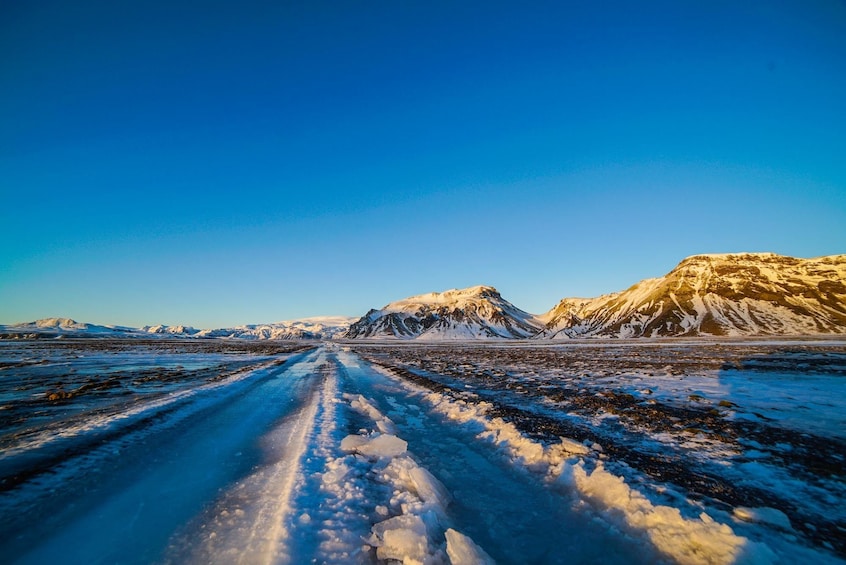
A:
[345,253,845,340]
[3,253,844,340]
[0,316,355,341]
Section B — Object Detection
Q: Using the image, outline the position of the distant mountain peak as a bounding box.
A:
[345,285,540,340]
[34,318,83,328]
[395,285,501,305]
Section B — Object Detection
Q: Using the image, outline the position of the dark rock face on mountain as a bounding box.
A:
[540,253,846,338]
[344,286,542,340]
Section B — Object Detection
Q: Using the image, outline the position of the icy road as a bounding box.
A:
[0,343,842,564]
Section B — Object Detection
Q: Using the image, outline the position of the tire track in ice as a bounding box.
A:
[174,353,365,565]
[281,348,494,564]
[6,348,325,565]
[160,348,333,565]
[165,380,324,564]
[165,348,385,565]
[281,354,380,563]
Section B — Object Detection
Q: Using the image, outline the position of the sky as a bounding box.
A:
[2,1,845,328]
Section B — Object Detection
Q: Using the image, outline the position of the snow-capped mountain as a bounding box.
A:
[0,318,136,336]
[344,285,542,340]
[540,253,846,338]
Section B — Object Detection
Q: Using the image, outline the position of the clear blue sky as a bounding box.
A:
[2,1,845,327]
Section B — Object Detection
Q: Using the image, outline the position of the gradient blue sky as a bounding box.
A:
[2,1,845,327]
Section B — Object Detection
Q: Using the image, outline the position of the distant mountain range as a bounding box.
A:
[0,317,355,341]
[3,253,844,341]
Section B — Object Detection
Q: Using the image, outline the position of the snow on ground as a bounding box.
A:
[366,364,772,565]
[354,341,846,564]
[274,352,495,564]
[1,340,844,564]
[333,348,662,564]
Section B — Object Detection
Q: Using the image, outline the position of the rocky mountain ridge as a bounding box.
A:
[540,253,846,338]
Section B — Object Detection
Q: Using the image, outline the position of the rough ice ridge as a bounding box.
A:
[371,364,778,565]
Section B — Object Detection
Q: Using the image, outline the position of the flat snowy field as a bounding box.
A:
[0,339,844,564]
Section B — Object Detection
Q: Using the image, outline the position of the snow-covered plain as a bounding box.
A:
[1,339,844,564]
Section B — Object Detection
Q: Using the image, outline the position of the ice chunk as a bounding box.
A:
[359,434,407,458]
[340,434,407,458]
[733,506,792,530]
[445,528,495,565]
[371,514,429,564]
[340,435,369,453]
[345,393,397,434]
[557,437,590,456]
[408,466,452,507]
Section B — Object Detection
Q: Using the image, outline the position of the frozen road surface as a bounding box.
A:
[1,342,843,564]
